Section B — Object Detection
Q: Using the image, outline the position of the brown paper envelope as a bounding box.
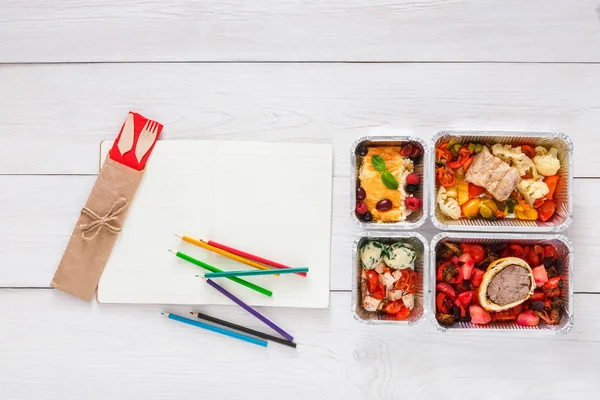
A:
[51,158,143,301]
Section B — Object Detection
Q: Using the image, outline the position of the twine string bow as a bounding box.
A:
[79,197,129,240]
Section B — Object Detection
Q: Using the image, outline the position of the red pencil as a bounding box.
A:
[206,240,307,277]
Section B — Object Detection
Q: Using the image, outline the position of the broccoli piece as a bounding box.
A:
[437,313,455,326]
[443,264,459,282]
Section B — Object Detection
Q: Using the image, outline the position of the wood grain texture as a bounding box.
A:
[2,0,600,62]
[0,175,596,292]
[1,63,600,175]
[1,289,599,400]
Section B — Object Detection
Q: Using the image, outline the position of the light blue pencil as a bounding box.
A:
[161,313,268,347]
[201,267,309,279]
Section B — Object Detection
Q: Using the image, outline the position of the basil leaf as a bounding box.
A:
[381,170,399,190]
[371,155,387,172]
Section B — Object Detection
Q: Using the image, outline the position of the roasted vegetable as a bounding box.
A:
[461,198,480,218]
[533,147,560,176]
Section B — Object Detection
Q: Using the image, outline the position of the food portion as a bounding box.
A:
[478,257,535,312]
[435,240,565,328]
[359,240,418,321]
[355,142,422,223]
[435,139,561,222]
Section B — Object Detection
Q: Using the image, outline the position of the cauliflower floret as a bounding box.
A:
[491,144,539,179]
[437,186,461,220]
[517,179,549,206]
[533,147,560,176]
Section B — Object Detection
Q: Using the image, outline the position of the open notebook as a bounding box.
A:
[97,140,333,308]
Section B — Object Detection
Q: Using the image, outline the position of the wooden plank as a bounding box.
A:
[0,289,599,400]
[0,63,599,175]
[0,175,597,292]
[2,0,600,62]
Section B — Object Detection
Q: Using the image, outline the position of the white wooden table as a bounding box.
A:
[2,1,600,399]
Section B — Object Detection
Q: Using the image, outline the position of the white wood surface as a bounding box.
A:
[1,63,600,175]
[2,0,600,62]
[1,290,600,400]
[2,1,600,398]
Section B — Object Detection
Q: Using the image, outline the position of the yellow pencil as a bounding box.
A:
[175,234,274,273]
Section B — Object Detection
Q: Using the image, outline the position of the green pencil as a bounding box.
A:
[202,267,308,279]
[168,250,273,297]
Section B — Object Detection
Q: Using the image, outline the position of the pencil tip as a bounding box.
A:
[161,312,165,316]
[168,249,173,253]
[174,233,182,238]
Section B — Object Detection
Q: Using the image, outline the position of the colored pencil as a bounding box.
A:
[169,250,273,297]
[206,239,307,277]
[202,267,309,279]
[190,312,297,348]
[176,234,274,273]
[161,313,268,347]
[204,278,294,342]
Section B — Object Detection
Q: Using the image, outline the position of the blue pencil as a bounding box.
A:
[161,313,268,347]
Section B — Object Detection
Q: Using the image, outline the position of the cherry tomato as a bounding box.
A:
[373,283,385,300]
[394,306,412,320]
[530,290,545,302]
[366,270,378,294]
[544,245,558,260]
[437,166,457,188]
[436,293,449,314]
[509,244,524,257]
[436,282,456,299]
[469,245,485,263]
[538,200,556,222]
[544,276,562,289]
[468,183,486,199]
[383,300,403,314]
[527,245,544,267]
[406,269,418,294]
[520,144,535,158]
[447,147,472,169]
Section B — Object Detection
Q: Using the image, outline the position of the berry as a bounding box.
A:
[362,212,373,222]
[406,184,418,194]
[356,146,368,156]
[410,146,422,159]
[405,196,421,211]
[355,202,368,215]
[356,187,366,201]
[400,143,413,157]
[406,173,420,185]
[376,199,392,211]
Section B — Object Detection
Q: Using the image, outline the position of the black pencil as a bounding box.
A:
[190,311,297,349]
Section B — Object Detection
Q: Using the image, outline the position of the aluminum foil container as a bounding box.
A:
[351,136,429,230]
[430,131,573,232]
[352,231,429,325]
[430,232,574,334]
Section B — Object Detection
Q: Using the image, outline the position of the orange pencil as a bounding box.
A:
[175,234,275,273]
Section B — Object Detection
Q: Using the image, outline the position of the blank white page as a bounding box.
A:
[97,140,333,308]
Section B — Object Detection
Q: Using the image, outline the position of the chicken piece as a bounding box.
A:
[465,146,520,202]
[402,293,415,310]
[379,272,396,289]
[363,296,382,312]
[392,269,403,281]
[375,262,387,274]
[387,289,404,301]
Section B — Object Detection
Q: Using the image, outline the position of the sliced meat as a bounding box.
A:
[386,289,404,301]
[379,272,396,289]
[402,293,415,310]
[465,146,520,202]
[487,265,532,306]
[363,296,382,312]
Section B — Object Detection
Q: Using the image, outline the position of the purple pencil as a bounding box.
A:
[205,278,294,341]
